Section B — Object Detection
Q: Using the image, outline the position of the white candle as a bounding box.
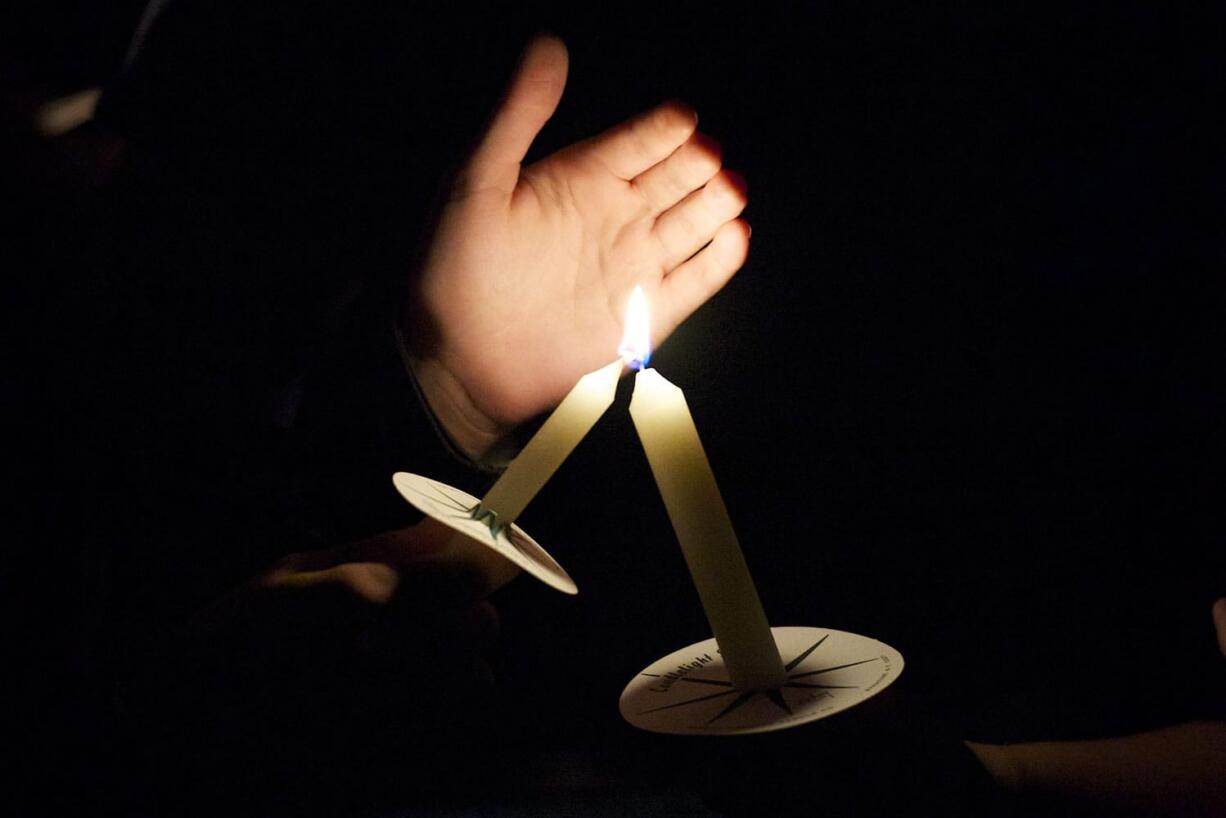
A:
[621,287,785,691]
[629,368,785,690]
[480,359,623,526]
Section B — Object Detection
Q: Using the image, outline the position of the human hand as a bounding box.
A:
[195,518,498,659]
[190,519,500,722]
[153,522,502,809]
[405,34,750,458]
[967,599,1226,817]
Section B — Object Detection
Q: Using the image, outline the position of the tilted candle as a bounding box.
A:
[629,368,786,690]
[479,359,623,527]
[621,286,785,691]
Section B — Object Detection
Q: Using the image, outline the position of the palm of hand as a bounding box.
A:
[409,36,749,453]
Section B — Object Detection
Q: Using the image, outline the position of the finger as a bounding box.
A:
[266,562,402,605]
[631,131,722,215]
[466,34,569,193]
[658,218,750,338]
[585,99,697,181]
[282,520,450,573]
[653,169,748,270]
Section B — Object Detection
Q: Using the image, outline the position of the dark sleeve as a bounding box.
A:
[278,296,496,552]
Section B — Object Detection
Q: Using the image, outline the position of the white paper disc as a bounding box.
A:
[392,472,577,595]
[620,626,904,735]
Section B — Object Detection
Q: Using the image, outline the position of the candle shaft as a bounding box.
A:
[629,367,785,691]
[480,359,623,524]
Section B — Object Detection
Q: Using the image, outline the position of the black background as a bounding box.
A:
[7,1,1225,813]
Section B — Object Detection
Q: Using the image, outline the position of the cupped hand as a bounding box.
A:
[406,34,750,458]
[192,519,499,683]
[171,522,502,807]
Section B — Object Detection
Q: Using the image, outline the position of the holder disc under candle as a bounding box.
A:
[393,472,577,594]
[620,626,903,735]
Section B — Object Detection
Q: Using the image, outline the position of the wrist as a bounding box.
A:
[408,354,506,463]
[393,321,506,462]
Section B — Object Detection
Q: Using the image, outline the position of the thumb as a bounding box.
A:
[278,520,452,573]
[465,34,568,193]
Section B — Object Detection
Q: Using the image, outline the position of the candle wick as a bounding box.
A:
[620,354,649,372]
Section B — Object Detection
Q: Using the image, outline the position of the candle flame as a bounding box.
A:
[618,285,652,370]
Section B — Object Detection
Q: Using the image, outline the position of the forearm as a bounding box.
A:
[968,720,1226,817]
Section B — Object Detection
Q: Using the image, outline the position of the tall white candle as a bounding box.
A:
[480,359,623,525]
[629,367,786,691]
